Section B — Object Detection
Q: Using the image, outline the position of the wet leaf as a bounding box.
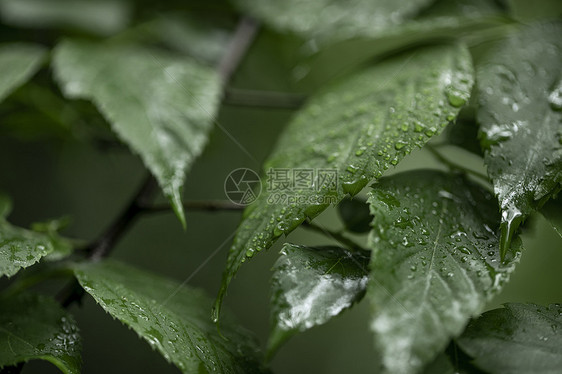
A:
[0,193,55,278]
[74,260,267,374]
[53,40,222,227]
[123,13,232,65]
[215,44,474,320]
[268,243,369,356]
[0,292,81,374]
[235,0,434,42]
[0,0,131,35]
[457,303,562,374]
[476,22,562,256]
[541,197,562,239]
[0,43,45,103]
[366,170,521,374]
[300,0,504,85]
[31,217,75,261]
[338,197,372,233]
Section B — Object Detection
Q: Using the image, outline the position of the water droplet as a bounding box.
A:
[273,225,284,237]
[447,90,467,108]
[395,141,408,150]
[424,129,435,137]
[346,165,359,174]
[355,148,365,156]
[342,176,367,195]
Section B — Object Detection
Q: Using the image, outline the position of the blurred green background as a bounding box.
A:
[1,0,561,373]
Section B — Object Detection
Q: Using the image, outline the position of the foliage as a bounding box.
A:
[0,0,561,373]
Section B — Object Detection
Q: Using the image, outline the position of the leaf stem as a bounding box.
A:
[426,144,489,183]
[301,221,365,252]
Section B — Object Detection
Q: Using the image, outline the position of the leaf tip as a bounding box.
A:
[265,326,289,362]
[167,189,186,230]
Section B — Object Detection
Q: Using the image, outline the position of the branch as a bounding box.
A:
[55,16,261,311]
[56,175,158,308]
[12,15,264,374]
[141,200,244,213]
[218,17,260,84]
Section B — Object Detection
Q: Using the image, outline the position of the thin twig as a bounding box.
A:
[426,144,490,183]
[11,14,263,374]
[141,200,244,213]
[87,175,158,260]
[55,15,261,311]
[56,175,158,308]
[218,17,260,84]
[301,221,364,252]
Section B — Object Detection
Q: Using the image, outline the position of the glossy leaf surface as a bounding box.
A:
[215,44,474,320]
[268,243,369,355]
[0,292,81,374]
[457,303,562,374]
[53,40,222,226]
[74,260,266,374]
[367,170,521,374]
[476,22,562,255]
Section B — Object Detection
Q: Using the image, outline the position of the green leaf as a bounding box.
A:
[31,217,75,261]
[0,292,81,374]
[215,44,474,320]
[234,0,435,42]
[506,0,562,22]
[0,43,45,103]
[74,260,267,374]
[0,193,13,218]
[0,0,131,35]
[268,243,369,356]
[457,303,562,374]
[541,197,562,238]
[338,197,372,233]
[53,40,222,227]
[476,22,562,256]
[299,0,505,85]
[122,13,231,65]
[0,194,55,278]
[366,170,521,374]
